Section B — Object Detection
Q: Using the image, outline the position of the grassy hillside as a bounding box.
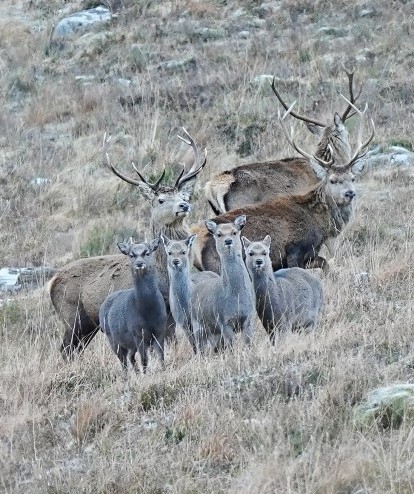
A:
[1,1,414,492]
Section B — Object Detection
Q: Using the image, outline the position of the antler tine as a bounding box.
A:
[177,127,200,172]
[176,149,207,189]
[102,133,142,187]
[278,106,334,169]
[131,161,166,191]
[271,76,326,128]
[341,64,363,121]
[175,129,207,189]
[338,94,375,170]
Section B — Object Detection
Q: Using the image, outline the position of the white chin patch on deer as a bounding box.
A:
[176,211,188,217]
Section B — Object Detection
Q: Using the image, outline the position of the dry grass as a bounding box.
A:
[1,0,414,492]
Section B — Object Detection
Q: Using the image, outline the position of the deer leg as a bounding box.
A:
[306,256,329,273]
[113,345,129,375]
[138,342,149,373]
[60,303,99,360]
[241,316,254,346]
[152,333,165,370]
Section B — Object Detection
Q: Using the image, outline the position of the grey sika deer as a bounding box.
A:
[242,235,323,344]
[50,129,206,359]
[191,216,256,353]
[161,233,198,353]
[99,239,167,374]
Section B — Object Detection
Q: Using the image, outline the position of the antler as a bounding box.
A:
[278,103,334,169]
[339,95,375,170]
[174,127,207,189]
[340,65,363,122]
[271,77,326,128]
[102,133,166,191]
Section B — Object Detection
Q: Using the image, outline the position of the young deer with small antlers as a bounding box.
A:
[49,129,206,359]
[205,67,363,215]
[193,102,374,274]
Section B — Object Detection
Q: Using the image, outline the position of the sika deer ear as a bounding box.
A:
[117,242,130,256]
[263,235,271,248]
[149,237,161,252]
[186,234,197,248]
[241,236,251,249]
[160,234,170,248]
[234,215,246,231]
[205,220,217,235]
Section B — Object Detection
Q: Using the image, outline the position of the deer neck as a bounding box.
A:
[131,268,159,301]
[220,249,250,292]
[168,264,191,318]
[249,262,274,298]
[150,219,189,296]
[325,194,353,236]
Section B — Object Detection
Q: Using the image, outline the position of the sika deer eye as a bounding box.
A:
[217,233,222,238]
[249,252,254,256]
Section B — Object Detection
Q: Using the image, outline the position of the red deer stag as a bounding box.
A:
[205,67,363,215]
[49,130,206,359]
[193,103,374,274]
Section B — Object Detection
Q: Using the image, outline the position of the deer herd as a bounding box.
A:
[48,68,375,375]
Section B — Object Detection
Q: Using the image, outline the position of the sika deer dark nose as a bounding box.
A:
[345,190,355,200]
[224,238,233,246]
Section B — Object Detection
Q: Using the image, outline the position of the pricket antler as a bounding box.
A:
[102,129,206,191]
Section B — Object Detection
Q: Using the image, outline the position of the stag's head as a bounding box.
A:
[103,129,207,227]
[272,66,365,171]
[278,90,375,207]
[205,215,246,257]
[118,238,160,274]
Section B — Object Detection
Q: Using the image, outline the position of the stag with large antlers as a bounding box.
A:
[205,67,366,216]
[49,129,207,359]
[193,103,374,274]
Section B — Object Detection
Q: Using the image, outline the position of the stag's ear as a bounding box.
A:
[160,234,169,248]
[186,234,197,247]
[178,179,196,199]
[149,237,161,252]
[309,160,327,181]
[334,112,345,129]
[117,242,130,255]
[263,235,272,247]
[234,215,247,231]
[205,220,217,235]
[241,236,251,249]
[137,182,156,202]
[306,122,324,136]
[352,159,365,175]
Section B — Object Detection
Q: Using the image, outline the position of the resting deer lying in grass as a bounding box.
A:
[242,236,323,343]
[100,239,167,374]
[205,67,363,215]
[49,129,206,359]
[191,216,256,353]
[193,103,375,274]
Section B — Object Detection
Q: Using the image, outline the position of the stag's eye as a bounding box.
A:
[351,177,355,182]
[233,231,237,235]
[181,251,186,255]
[330,178,337,184]
[217,233,222,237]
[249,252,254,256]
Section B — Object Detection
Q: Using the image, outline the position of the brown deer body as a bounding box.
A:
[49,130,206,359]
[194,100,374,274]
[205,69,361,215]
